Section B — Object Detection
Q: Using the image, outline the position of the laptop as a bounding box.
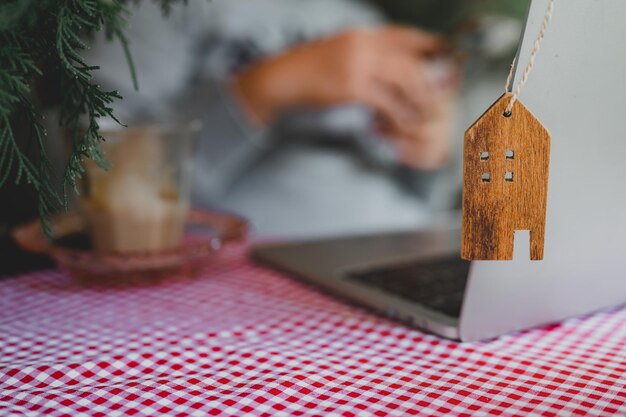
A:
[251,0,626,341]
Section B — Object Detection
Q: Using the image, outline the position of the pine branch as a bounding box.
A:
[114,29,139,91]
[0,0,191,236]
[0,31,60,235]
[0,0,36,31]
[56,0,121,200]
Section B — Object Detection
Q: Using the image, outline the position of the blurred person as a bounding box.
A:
[231,26,455,169]
[85,0,460,236]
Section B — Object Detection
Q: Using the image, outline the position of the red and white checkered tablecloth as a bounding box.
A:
[2,245,626,417]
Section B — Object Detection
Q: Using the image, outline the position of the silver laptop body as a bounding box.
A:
[252,0,626,341]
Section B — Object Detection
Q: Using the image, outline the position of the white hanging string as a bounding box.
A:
[504,0,555,116]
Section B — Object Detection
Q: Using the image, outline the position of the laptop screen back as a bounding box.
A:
[460,0,626,340]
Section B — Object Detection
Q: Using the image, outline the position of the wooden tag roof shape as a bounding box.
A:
[461,93,550,261]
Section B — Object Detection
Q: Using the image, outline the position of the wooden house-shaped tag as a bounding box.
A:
[461,93,550,261]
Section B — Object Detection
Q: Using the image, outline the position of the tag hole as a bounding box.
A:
[505,149,514,160]
[505,172,514,182]
[480,151,489,161]
[481,172,491,182]
[503,111,512,118]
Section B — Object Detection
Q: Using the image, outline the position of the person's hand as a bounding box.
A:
[379,81,457,170]
[231,25,458,169]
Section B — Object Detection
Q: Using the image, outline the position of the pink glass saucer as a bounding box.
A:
[12,209,248,279]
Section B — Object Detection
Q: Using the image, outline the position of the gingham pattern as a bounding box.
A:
[2,246,626,416]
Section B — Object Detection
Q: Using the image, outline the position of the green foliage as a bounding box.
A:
[0,0,187,235]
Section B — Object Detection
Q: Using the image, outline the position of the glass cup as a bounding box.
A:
[79,122,199,253]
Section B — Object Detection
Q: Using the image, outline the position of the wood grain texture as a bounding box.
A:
[461,93,550,261]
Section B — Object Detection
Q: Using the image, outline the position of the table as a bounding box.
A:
[2,245,626,417]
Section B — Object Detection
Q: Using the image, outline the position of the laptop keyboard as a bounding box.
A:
[346,256,470,318]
